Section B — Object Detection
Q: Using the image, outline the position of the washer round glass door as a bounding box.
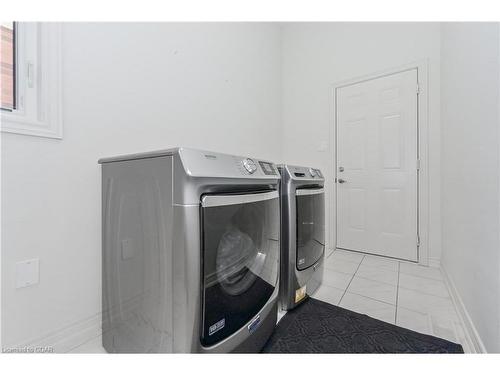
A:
[200,190,279,347]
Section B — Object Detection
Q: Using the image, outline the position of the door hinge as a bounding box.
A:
[416,83,421,95]
[417,235,421,247]
[416,159,421,171]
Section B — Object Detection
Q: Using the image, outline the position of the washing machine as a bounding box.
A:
[278,165,325,311]
[99,148,280,353]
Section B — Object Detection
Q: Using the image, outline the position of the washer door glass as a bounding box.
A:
[296,188,325,271]
[200,191,279,347]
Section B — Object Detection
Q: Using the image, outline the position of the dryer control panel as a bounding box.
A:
[179,148,279,179]
[284,165,324,180]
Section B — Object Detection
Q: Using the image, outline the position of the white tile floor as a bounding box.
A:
[67,248,470,353]
[311,248,471,352]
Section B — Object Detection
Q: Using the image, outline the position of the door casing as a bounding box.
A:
[330,60,430,265]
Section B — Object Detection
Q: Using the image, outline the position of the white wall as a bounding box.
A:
[440,23,500,352]
[1,22,283,347]
[281,23,442,261]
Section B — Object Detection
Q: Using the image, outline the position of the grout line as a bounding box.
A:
[353,274,399,287]
[338,255,365,305]
[344,290,397,307]
[327,252,365,264]
[394,262,401,325]
[337,247,411,263]
[397,284,454,300]
[324,266,360,276]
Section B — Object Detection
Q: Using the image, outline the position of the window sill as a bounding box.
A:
[1,111,63,139]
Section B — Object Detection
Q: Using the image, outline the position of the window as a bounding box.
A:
[1,22,16,110]
[0,22,62,139]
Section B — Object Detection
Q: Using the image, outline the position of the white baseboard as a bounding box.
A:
[441,265,487,353]
[8,313,101,353]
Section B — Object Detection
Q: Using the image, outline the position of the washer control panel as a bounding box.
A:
[160,148,280,180]
[284,165,324,180]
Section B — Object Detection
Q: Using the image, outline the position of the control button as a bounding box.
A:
[309,168,317,177]
[242,158,257,174]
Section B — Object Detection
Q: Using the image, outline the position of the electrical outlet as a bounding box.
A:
[15,258,39,289]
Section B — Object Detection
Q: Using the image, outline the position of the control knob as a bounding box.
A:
[242,158,257,174]
[309,168,317,177]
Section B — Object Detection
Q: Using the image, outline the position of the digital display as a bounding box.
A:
[259,161,277,175]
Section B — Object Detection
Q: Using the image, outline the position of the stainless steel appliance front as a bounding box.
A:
[200,191,279,347]
[278,165,325,311]
[99,148,280,353]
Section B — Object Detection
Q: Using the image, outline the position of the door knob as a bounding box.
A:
[338,178,347,184]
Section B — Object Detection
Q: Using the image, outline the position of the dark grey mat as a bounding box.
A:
[262,297,464,353]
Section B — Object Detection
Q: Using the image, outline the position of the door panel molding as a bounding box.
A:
[330,60,430,265]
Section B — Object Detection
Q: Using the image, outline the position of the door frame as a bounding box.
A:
[330,60,430,265]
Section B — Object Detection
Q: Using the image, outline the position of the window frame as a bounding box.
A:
[0,22,17,111]
[1,22,62,139]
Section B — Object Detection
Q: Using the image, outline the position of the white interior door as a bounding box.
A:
[336,69,418,261]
